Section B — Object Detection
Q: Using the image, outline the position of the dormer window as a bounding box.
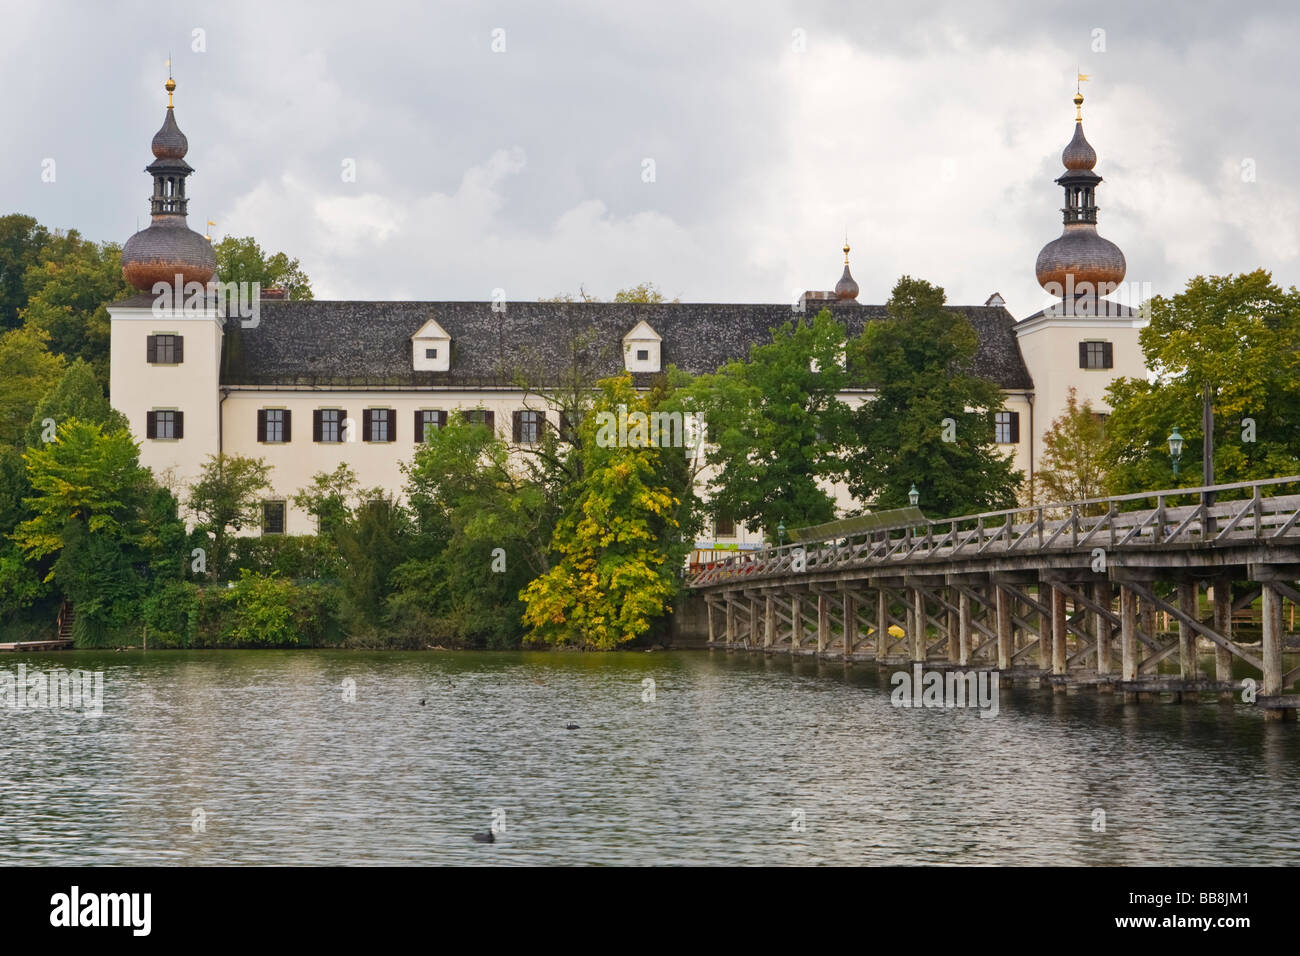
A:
[412,317,451,372]
[622,320,662,373]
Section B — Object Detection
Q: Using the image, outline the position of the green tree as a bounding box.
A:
[520,375,680,649]
[213,236,313,300]
[334,492,412,628]
[840,276,1023,517]
[186,454,272,579]
[291,463,360,539]
[1105,270,1300,494]
[1033,387,1110,511]
[0,326,65,447]
[0,214,50,331]
[20,231,130,377]
[24,359,128,447]
[13,420,156,642]
[684,309,848,537]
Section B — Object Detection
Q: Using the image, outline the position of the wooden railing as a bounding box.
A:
[686,476,1300,588]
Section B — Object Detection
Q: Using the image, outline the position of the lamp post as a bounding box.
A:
[776,519,786,549]
[1167,426,1183,479]
[908,484,920,507]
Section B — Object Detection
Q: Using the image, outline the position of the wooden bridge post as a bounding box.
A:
[791,595,803,651]
[995,584,1013,670]
[958,587,972,666]
[947,603,960,664]
[843,592,856,657]
[876,589,890,662]
[707,600,716,644]
[1177,581,1199,690]
[1094,581,1113,678]
[750,596,761,647]
[912,587,926,663]
[817,593,830,654]
[764,596,774,649]
[1212,576,1234,702]
[1262,583,1285,722]
[725,598,736,644]
[1051,584,1068,681]
[1120,585,1138,695]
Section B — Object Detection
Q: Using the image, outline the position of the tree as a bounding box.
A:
[539,282,678,304]
[291,463,361,539]
[684,309,848,537]
[0,214,50,331]
[213,236,314,300]
[13,420,157,642]
[20,231,130,377]
[334,492,412,627]
[0,326,64,447]
[520,374,681,649]
[840,276,1023,517]
[1034,388,1110,511]
[1105,270,1300,494]
[24,359,128,448]
[186,454,272,579]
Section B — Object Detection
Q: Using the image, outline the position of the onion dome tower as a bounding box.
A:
[1033,91,1125,302]
[834,240,859,302]
[120,75,217,290]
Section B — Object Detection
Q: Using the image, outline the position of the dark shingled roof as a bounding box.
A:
[203,300,1034,390]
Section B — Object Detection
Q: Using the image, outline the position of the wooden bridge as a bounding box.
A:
[686,476,1300,720]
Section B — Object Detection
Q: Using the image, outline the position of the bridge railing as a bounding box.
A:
[685,475,1300,588]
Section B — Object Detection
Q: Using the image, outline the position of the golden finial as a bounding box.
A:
[1074,70,1089,122]
[165,56,175,108]
[843,237,851,264]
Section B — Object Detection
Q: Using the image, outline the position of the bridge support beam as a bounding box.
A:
[912,588,925,663]
[750,597,761,647]
[877,589,890,661]
[1094,581,1113,679]
[1262,584,1285,722]
[843,593,856,656]
[1051,585,1068,682]
[791,595,803,651]
[958,588,972,666]
[1120,585,1138,690]
[817,594,830,654]
[1213,576,1233,702]
[764,596,774,649]
[996,584,1013,670]
[725,598,736,644]
[1177,581,1199,697]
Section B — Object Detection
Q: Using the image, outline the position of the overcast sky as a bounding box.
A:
[2,0,1294,315]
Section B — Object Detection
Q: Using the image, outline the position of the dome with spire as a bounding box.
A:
[834,242,859,301]
[121,76,216,291]
[1034,91,1125,298]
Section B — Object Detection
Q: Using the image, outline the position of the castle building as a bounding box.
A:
[109,80,1147,546]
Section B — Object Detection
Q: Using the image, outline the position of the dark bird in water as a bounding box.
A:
[419,699,426,706]
[565,723,580,730]
[472,831,495,844]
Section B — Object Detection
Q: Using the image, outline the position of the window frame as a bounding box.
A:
[261,500,287,536]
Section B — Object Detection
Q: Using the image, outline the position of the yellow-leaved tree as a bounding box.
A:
[521,374,681,649]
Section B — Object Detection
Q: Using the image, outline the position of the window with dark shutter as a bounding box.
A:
[512,411,521,443]
[151,410,177,439]
[146,410,157,439]
[715,514,736,537]
[362,409,373,442]
[174,335,183,363]
[514,410,543,443]
[994,410,1020,444]
[146,336,157,363]
[1102,341,1113,368]
[262,501,286,535]
[174,411,183,439]
[414,410,424,443]
[313,410,323,442]
[1080,341,1112,370]
[282,410,291,443]
[257,410,267,442]
[1078,342,1088,368]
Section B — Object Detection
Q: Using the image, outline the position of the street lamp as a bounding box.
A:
[776,519,786,548]
[908,484,920,507]
[1167,426,1184,478]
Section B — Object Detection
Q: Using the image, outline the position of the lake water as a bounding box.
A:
[1,649,1296,865]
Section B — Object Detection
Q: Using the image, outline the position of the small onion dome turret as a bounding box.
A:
[120,76,216,291]
[834,242,859,301]
[1034,91,1126,297]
